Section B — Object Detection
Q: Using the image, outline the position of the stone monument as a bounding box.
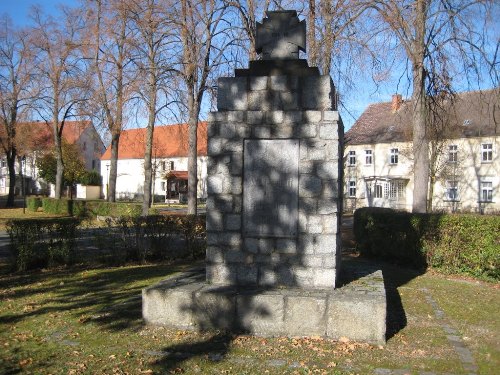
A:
[142,10,386,344]
[206,10,342,288]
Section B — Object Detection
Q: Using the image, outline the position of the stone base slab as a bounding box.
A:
[142,265,386,344]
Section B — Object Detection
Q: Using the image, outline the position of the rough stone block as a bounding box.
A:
[258,267,278,286]
[322,215,338,234]
[237,265,258,284]
[207,138,222,156]
[322,180,340,198]
[253,125,272,138]
[244,238,274,254]
[206,263,234,284]
[299,174,322,197]
[207,175,223,195]
[304,110,322,122]
[297,123,317,138]
[280,91,300,110]
[219,123,236,139]
[206,210,223,231]
[231,176,242,195]
[301,76,333,110]
[313,268,336,288]
[225,214,241,231]
[218,77,248,111]
[247,111,264,124]
[323,111,339,121]
[207,111,227,122]
[230,152,243,176]
[249,76,268,91]
[207,122,219,137]
[316,161,338,179]
[298,235,316,254]
[228,111,245,123]
[307,141,328,160]
[283,111,302,123]
[307,215,323,234]
[248,91,271,111]
[206,246,224,264]
[270,75,288,91]
[234,123,251,138]
[274,124,294,138]
[194,287,237,330]
[314,235,336,254]
[327,294,386,344]
[319,122,339,140]
[236,293,285,334]
[276,239,297,254]
[285,296,327,336]
[266,110,284,124]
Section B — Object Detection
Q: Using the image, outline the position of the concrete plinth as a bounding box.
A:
[142,264,386,344]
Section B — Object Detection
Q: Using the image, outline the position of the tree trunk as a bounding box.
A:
[411,0,429,213]
[5,149,17,207]
[108,132,120,202]
[187,97,200,216]
[308,0,317,67]
[142,73,157,216]
[53,119,65,199]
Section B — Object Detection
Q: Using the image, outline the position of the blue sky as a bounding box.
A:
[0,0,78,26]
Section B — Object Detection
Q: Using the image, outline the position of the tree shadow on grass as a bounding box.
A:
[0,262,198,332]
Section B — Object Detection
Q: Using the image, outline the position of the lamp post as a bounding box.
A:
[106,163,110,200]
[21,156,26,214]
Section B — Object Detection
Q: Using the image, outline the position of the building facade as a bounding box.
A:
[344,89,499,213]
[100,122,208,202]
[0,120,105,195]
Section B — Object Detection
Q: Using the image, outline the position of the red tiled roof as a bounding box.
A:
[346,89,500,145]
[100,122,208,160]
[15,120,92,152]
[166,171,188,180]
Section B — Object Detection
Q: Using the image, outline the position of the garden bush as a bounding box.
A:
[26,196,42,212]
[354,207,500,279]
[97,214,206,264]
[7,217,80,271]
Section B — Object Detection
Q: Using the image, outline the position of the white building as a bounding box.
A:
[344,89,500,213]
[0,120,105,195]
[100,122,208,202]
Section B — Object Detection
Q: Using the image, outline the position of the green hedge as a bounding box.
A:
[6,217,80,271]
[40,198,143,218]
[354,207,500,279]
[26,197,42,212]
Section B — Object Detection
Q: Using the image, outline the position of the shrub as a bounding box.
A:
[84,201,142,218]
[42,198,72,215]
[26,197,42,212]
[6,217,80,271]
[353,207,500,279]
[80,170,102,186]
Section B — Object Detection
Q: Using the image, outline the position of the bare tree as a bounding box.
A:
[29,6,89,199]
[370,0,498,212]
[85,0,137,202]
[174,0,230,215]
[0,17,32,207]
[128,0,175,215]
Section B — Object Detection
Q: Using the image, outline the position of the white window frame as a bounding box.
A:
[348,180,356,197]
[390,148,399,164]
[445,180,459,201]
[374,184,383,198]
[365,149,373,165]
[348,150,356,166]
[481,143,493,163]
[448,145,458,163]
[480,179,493,202]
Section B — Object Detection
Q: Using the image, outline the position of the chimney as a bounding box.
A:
[391,94,402,112]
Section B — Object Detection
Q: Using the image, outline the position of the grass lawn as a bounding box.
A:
[0,256,498,374]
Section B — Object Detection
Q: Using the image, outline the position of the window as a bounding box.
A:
[161,161,166,171]
[480,180,493,202]
[348,180,356,197]
[92,160,96,169]
[448,145,458,163]
[481,144,492,162]
[445,181,459,201]
[390,148,399,164]
[374,184,383,198]
[170,161,175,170]
[365,150,372,165]
[161,181,166,191]
[348,150,356,166]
